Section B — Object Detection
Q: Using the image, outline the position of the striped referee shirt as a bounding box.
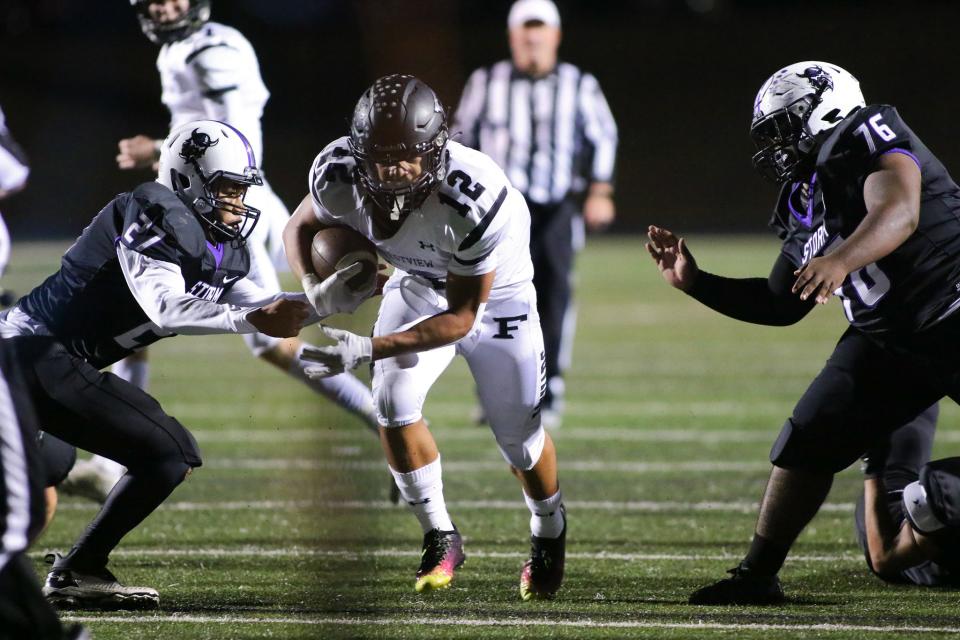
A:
[453,60,617,206]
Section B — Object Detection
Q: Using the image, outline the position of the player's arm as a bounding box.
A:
[284,194,329,280]
[863,476,929,575]
[117,244,306,337]
[116,135,161,171]
[220,276,321,327]
[373,271,493,360]
[0,125,29,200]
[646,225,815,326]
[793,150,922,303]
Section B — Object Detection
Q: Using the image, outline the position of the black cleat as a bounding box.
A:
[689,564,785,605]
[414,526,465,592]
[519,506,566,601]
[42,553,159,610]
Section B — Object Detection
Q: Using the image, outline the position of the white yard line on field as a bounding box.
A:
[46,546,857,563]
[187,426,960,443]
[58,614,960,634]
[55,497,855,514]
[198,458,774,472]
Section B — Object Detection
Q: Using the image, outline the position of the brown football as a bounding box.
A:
[310,226,379,292]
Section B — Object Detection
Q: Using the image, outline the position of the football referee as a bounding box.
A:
[453,0,618,428]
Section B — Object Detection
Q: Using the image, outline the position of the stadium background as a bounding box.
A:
[0,0,956,237]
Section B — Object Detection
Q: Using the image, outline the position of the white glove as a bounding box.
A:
[301,325,373,378]
[301,262,372,318]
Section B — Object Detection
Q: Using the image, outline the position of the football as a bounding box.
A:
[310,226,379,292]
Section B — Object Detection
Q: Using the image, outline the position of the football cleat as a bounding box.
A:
[58,459,123,504]
[688,564,785,605]
[414,526,465,593]
[42,553,159,610]
[519,508,567,601]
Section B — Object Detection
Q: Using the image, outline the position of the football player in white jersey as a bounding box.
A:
[62,0,381,500]
[285,75,567,600]
[0,105,29,307]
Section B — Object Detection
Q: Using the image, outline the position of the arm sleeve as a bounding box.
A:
[578,73,618,185]
[685,252,816,326]
[117,243,258,335]
[452,68,487,150]
[220,278,321,326]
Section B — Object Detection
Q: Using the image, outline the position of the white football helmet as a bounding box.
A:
[158,120,263,243]
[750,61,865,183]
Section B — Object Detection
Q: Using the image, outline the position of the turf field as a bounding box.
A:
[13,236,960,639]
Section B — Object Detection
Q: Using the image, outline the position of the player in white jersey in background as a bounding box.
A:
[286,75,567,600]
[62,0,380,500]
[0,106,30,307]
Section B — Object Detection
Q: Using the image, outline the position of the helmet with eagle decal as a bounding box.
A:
[750,61,865,183]
[349,74,449,219]
[157,120,263,243]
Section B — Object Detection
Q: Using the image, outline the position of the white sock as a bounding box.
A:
[289,345,378,432]
[89,455,126,484]
[524,490,565,539]
[390,457,454,533]
[112,358,150,391]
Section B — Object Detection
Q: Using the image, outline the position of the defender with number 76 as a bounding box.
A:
[284,74,567,600]
[647,61,960,604]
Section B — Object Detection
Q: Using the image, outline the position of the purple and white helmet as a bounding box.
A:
[158,120,263,243]
[750,61,865,183]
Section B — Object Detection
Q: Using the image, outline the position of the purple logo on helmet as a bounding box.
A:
[796,66,834,93]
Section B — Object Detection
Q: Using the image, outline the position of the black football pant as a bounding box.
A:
[5,336,202,572]
[0,341,64,640]
[769,321,960,472]
[529,199,578,409]
[851,405,959,586]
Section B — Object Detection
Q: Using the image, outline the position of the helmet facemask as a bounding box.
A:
[351,128,448,220]
[750,95,822,184]
[132,0,211,45]
[170,165,262,246]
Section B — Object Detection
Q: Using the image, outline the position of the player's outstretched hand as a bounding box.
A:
[792,254,847,304]
[300,326,373,378]
[646,225,698,291]
[117,135,161,170]
[301,262,371,318]
[248,298,310,338]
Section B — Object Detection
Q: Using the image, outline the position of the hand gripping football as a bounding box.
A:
[310,226,379,293]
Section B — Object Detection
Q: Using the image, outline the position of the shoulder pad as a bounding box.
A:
[309,138,363,218]
[818,104,910,176]
[127,183,205,259]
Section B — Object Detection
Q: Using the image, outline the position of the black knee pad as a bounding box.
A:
[770,418,862,473]
[38,431,76,487]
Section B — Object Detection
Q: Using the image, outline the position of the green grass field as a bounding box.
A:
[12,236,960,639]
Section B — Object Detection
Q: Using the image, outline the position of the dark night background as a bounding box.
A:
[0,0,956,238]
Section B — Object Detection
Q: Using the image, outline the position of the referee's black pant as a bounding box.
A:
[529,198,579,410]
[0,340,64,640]
[5,335,202,573]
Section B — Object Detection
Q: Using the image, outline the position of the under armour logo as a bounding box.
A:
[418,241,436,251]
